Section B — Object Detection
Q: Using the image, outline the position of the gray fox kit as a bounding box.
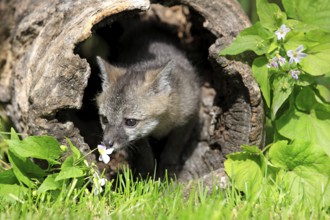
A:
[96,23,200,176]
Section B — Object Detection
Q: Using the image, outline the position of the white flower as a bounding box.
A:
[289,70,300,80]
[275,24,291,40]
[97,144,114,164]
[287,45,307,64]
[93,172,107,195]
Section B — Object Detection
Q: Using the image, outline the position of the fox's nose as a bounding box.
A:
[105,140,114,148]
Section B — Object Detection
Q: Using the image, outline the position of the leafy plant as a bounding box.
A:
[225,142,330,207]
[221,0,330,210]
[0,129,105,202]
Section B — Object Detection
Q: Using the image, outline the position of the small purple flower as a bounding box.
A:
[287,45,307,64]
[289,70,300,80]
[275,24,291,40]
[267,57,279,68]
[97,144,114,164]
[277,55,286,66]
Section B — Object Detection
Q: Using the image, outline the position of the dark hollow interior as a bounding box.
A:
[64,4,231,177]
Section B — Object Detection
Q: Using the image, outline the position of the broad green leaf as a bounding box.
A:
[225,156,263,195]
[284,32,317,51]
[269,140,330,173]
[252,57,271,107]
[276,87,330,155]
[300,49,330,76]
[315,76,330,103]
[295,87,316,111]
[6,136,61,165]
[7,150,45,188]
[267,41,279,54]
[283,0,330,32]
[305,30,330,44]
[284,30,330,50]
[225,147,265,195]
[38,174,62,193]
[294,74,315,87]
[0,169,19,185]
[61,155,75,169]
[220,22,273,55]
[269,140,330,206]
[272,74,294,119]
[278,168,330,206]
[286,19,319,33]
[257,0,287,31]
[55,156,85,181]
[284,30,330,75]
[0,184,28,202]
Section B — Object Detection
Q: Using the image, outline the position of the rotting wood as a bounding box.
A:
[0,0,264,183]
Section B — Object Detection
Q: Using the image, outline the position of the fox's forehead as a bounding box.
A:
[101,89,137,114]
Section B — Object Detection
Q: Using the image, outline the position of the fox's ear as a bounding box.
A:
[145,60,175,95]
[96,56,126,90]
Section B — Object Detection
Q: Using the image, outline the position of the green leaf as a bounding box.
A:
[241,145,263,155]
[38,174,62,193]
[0,184,28,202]
[220,22,273,55]
[257,0,287,31]
[61,155,75,169]
[316,84,330,103]
[284,30,330,76]
[269,140,330,206]
[295,87,315,111]
[276,87,330,155]
[55,156,85,181]
[300,49,330,76]
[277,167,330,206]
[315,76,330,102]
[0,169,19,185]
[284,32,317,51]
[225,146,265,194]
[66,138,83,161]
[225,155,263,195]
[283,0,330,32]
[271,74,294,118]
[269,140,330,172]
[55,167,84,181]
[294,73,315,87]
[7,150,45,188]
[252,57,271,107]
[10,128,20,141]
[6,136,61,165]
[286,19,319,33]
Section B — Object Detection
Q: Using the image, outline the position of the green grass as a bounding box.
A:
[0,170,328,220]
[0,120,329,219]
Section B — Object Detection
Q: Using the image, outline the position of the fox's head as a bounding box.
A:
[96,56,174,150]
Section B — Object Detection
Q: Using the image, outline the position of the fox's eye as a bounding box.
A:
[100,116,108,125]
[124,118,137,127]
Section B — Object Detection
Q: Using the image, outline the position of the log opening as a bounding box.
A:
[69,3,257,180]
[0,0,263,183]
[70,4,219,179]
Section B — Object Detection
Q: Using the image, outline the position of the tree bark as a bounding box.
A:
[0,0,264,182]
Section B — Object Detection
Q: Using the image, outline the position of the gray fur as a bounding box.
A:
[96,23,200,174]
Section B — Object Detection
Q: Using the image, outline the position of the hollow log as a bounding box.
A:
[0,0,264,182]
